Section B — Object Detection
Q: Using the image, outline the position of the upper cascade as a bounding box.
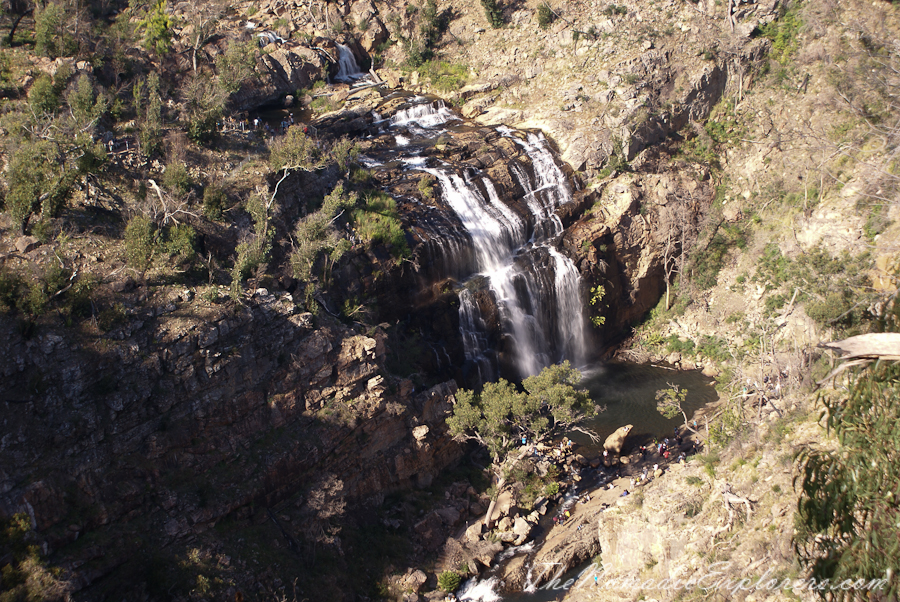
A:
[366,96,589,383]
[388,98,460,130]
[334,43,368,83]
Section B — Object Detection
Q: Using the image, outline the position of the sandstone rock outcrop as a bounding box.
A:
[603,424,634,454]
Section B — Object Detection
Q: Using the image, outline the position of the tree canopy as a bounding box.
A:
[795,361,900,601]
[447,361,598,464]
[655,383,693,433]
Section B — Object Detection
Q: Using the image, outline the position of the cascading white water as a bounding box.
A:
[334,43,366,83]
[457,576,503,602]
[383,98,588,380]
[548,247,588,363]
[389,98,459,130]
[458,288,495,384]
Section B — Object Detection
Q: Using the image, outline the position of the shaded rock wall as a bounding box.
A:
[0,288,461,554]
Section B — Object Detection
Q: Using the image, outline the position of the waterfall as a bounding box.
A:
[334,43,366,83]
[389,98,459,130]
[459,288,496,384]
[457,576,502,602]
[378,97,588,381]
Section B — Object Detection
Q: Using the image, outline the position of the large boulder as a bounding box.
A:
[603,424,633,454]
[512,516,533,544]
[465,521,483,542]
[230,46,323,112]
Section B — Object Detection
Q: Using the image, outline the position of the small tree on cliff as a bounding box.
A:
[447,361,600,529]
[655,383,694,434]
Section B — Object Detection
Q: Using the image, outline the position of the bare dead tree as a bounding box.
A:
[146,179,200,227]
[300,474,346,564]
[183,0,228,73]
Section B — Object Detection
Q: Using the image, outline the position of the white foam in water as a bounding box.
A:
[457,576,502,602]
[497,541,535,562]
[395,134,410,146]
[357,155,383,168]
[390,100,459,129]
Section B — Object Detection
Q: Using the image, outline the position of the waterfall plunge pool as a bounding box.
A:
[457,361,719,602]
[574,360,719,454]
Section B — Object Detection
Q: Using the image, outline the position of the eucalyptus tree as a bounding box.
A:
[447,361,600,528]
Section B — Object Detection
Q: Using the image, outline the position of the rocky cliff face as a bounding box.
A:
[564,164,715,345]
[0,286,461,589]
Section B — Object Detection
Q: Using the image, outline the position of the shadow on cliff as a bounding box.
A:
[0,285,465,598]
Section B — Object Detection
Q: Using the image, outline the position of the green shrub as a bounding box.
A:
[418,60,468,92]
[5,140,68,233]
[603,4,627,16]
[330,137,360,173]
[162,163,193,196]
[419,0,440,46]
[216,41,258,94]
[23,263,71,316]
[138,0,174,55]
[764,293,788,315]
[796,362,900,601]
[181,74,225,145]
[350,192,409,259]
[64,274,96,322]
[699,451,719,478]
[349,167,373,186]
[665,335,695,355]
[685,476,703,487]
[806,292,851,326]
[537,3,555,28]
[270,125,323,172]
[697,335,729,363]
[754,243,792,288]
[544,482,560,497]
[0,514,68,602]
[35,2,75,58]
[310,94,342,113]
[125,215,156,274]
[230,239,269,298]
[481,0,503,28]
[203,185,227,220]
[66,74,106,127]
[98,303,127,331]
[28,73,62,115]
[136,73,164,157]
[417,175,435,199]
[163,223,197,264]
[704,101,744,144]
[438,570,461,593]
[0,269,24,313]
[756,5,802,64]
[230,195,274,299]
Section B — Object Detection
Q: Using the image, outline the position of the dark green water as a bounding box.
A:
[572,361,719,453]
